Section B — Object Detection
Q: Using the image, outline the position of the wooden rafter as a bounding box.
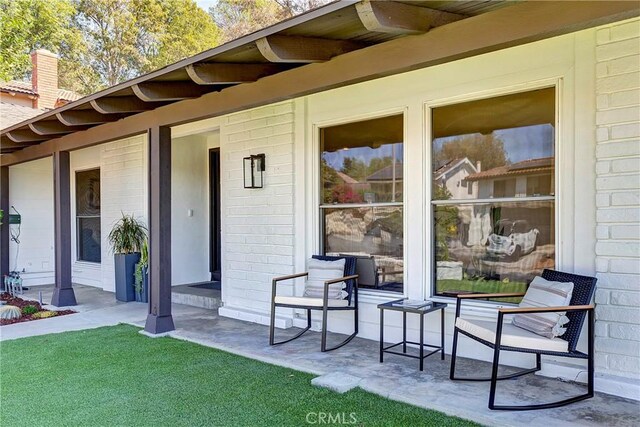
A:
[56,110,118,126]
[186,63,288,85]
[6,129,47,143]
[29,120,74,136]
[256,35,366,63]
[132,82,212,102]
[90,96,156,114]
[356,0,463,34]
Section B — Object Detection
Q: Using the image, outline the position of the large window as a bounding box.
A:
[320,114,404,293]
[76,169,101,263]
[431,88,555,300]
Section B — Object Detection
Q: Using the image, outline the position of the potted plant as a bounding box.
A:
[134,240,149,303]
[108,214,147,302]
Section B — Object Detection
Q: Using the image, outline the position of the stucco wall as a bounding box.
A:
[593,18,640,388]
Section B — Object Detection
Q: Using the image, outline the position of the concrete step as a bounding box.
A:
[171,290,221,310]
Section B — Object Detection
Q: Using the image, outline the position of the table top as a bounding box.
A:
[378,299,447,314]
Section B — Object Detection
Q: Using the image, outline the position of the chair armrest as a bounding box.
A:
[271,272,308,302]
[499,304,594,314]
[272,272,308,284]
[324,274,359,286]
[457,292,526,299]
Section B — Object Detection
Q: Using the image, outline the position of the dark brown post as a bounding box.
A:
[144,126,174,334]
[51,151,77,306]
[1,166,9,286]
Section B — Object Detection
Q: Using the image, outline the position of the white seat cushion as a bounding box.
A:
[456,317,569,353]
[303,258,347,299]
[274,296,349,307]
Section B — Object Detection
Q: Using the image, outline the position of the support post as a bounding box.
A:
[144,126,174,334]
[51,151,76,306]
[1,166,9,287]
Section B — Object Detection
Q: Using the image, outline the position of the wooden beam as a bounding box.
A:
[1,136,36,151]
[132,82,212,102]
[2,1,638,166]
[356,0,463,35]
[90,96,157,114]
[145,126,174,334]
[51,151,77,306]
[0,166,9,281]
[186,63,288,85]
[29,120,74,136]
[6,129,47,143]
[56,110,118,126]
[256,35,366,63]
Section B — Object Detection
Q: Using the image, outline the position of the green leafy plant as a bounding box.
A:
[108,214,147,255]
[134,240,149,292]
[21,305,38,316]
[0,209,3,225]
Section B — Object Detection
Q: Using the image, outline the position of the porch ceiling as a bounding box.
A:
[1,1,638,161]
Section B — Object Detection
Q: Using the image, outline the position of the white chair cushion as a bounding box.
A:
[512,276,574,339]
[274,296,349,307]
[303,258,347,300]
[456,317,569,353]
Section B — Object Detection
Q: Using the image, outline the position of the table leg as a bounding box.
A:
[441,307,445,360]
[379,308,384,363]
[419,313,424,371]
[402,311,407,353]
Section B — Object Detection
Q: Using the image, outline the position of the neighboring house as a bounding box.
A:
[365,162,403,202]
[0,49,81,128]
[433,158,478,200]
[1,1,639,402]
[466,157,554,199]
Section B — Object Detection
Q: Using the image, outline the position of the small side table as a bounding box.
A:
[378,299,448,371]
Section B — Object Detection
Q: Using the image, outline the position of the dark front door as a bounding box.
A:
[209,149,221,281]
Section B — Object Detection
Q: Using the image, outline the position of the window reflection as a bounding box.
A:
[324,206,403,292]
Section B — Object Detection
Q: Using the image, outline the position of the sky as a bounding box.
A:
[195,0,217,11]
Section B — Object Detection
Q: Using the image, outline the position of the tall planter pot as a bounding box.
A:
[114,253,140,302]
[135,267,149,303]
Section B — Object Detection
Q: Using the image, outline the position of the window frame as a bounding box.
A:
[427,84,560,303]
[315,110,409,297]
[75,167,101,264]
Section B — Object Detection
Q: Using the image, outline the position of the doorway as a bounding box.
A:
[209,148,221,281]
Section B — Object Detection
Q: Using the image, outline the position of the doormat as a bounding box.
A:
[188,281,221,290]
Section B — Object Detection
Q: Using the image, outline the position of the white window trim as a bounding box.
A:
[72,165,102,265]
[311,107,410,299]
[424,78,563,302]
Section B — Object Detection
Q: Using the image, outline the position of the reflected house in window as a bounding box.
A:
[365,161,403,202]
[465,157,555,199]
[433,158,478,200]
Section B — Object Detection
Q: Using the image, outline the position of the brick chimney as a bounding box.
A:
[31,49,59,110]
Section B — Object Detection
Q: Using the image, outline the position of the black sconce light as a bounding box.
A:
[243,153,265,189]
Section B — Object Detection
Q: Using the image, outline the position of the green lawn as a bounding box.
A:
[1,325,479,426]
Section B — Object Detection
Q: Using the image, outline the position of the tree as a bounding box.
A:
[434,134,508,172]
[63,0,221,93]
[0,0,77,81]
[210,0,329,42]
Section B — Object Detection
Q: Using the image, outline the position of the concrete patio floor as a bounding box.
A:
[2,285,639,427]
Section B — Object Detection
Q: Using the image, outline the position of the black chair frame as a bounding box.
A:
[449,269,597,410]
[269,256,359,352]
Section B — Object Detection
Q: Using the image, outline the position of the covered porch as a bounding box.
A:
[2,285,638,427]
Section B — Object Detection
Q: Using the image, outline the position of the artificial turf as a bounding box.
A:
[0,325,480,426]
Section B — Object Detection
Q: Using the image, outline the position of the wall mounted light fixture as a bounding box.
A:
[243,153,265,189]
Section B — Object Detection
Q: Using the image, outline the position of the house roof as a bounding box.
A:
[433,158,476,180]
[0,102,45,129]
[366,162,403,181]
[1,0,637,159]
[465,157,554,181]
[1,81,37,96]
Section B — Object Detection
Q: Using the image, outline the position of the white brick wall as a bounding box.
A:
[594,18,640,381]
[220,102,296,314]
